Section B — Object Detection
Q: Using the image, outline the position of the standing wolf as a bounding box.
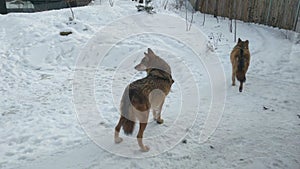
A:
[230,38,250,92]
[114,48,174,152]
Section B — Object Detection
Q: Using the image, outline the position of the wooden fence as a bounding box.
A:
[193,0,300,31]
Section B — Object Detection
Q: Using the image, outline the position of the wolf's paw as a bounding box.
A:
[114,137,123,144]
[239,87,243,92]
[140,145,150,152]
[156,119,164,124]
[232,83,236,86]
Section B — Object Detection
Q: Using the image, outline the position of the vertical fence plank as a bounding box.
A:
[214,0,218,17]
[247,0,252,22]
[200,0,204,12]
[208,0,213,14]
[217,0,225,18]
[239,0,243,20]
[266,0,272,25]
[256,0,267,24]
[282,0,290,29]
[242,0,248,21]
[230,0,234,19]
[289,0,296,29]
[277,0,285,28]
[254,0,259,23]
[225,0,229,19]
[270,0,281,28]
[269,0,278,27]
[293,0,300,30]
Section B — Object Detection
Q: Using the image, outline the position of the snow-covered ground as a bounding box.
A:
[0,0,300,168]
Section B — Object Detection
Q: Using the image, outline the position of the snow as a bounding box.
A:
[0,0,300,168]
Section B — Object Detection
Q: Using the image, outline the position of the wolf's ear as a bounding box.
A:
[147,48,155,57]
[238,38,242,43]
[134,63,147,71]
[245,40,249,47]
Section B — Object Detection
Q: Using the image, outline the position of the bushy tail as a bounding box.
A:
[122,118,135,135]
[120,87,135,135]
[236,71,246,83]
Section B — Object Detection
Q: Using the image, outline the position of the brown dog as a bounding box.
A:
[114,48,174,152]
[230,38,250,92]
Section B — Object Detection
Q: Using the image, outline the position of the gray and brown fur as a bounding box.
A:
[114,48,174,152]
[230,38,250,92]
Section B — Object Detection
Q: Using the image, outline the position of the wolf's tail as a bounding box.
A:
[236,71,246,83]
[120,87,135,135]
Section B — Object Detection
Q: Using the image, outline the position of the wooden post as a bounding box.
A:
[202,0,206,26]
[234,0,237,42]
[234,19,237,42]
[0,0,7,14]
[229,0,233,33]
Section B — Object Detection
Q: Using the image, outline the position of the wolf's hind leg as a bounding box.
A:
[137,122,149,152]
[232,68,236,86]
[239,82,243,92]
[114,116,124,143]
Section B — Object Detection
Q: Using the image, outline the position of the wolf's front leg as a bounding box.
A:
[152,110,157,121]
[156,114,164,124]
[152,109,163,124]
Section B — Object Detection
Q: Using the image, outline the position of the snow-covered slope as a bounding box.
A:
[0,0,299,168]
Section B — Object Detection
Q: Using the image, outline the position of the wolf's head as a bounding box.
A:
[134,48,172,75]
[236,38,249,48]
